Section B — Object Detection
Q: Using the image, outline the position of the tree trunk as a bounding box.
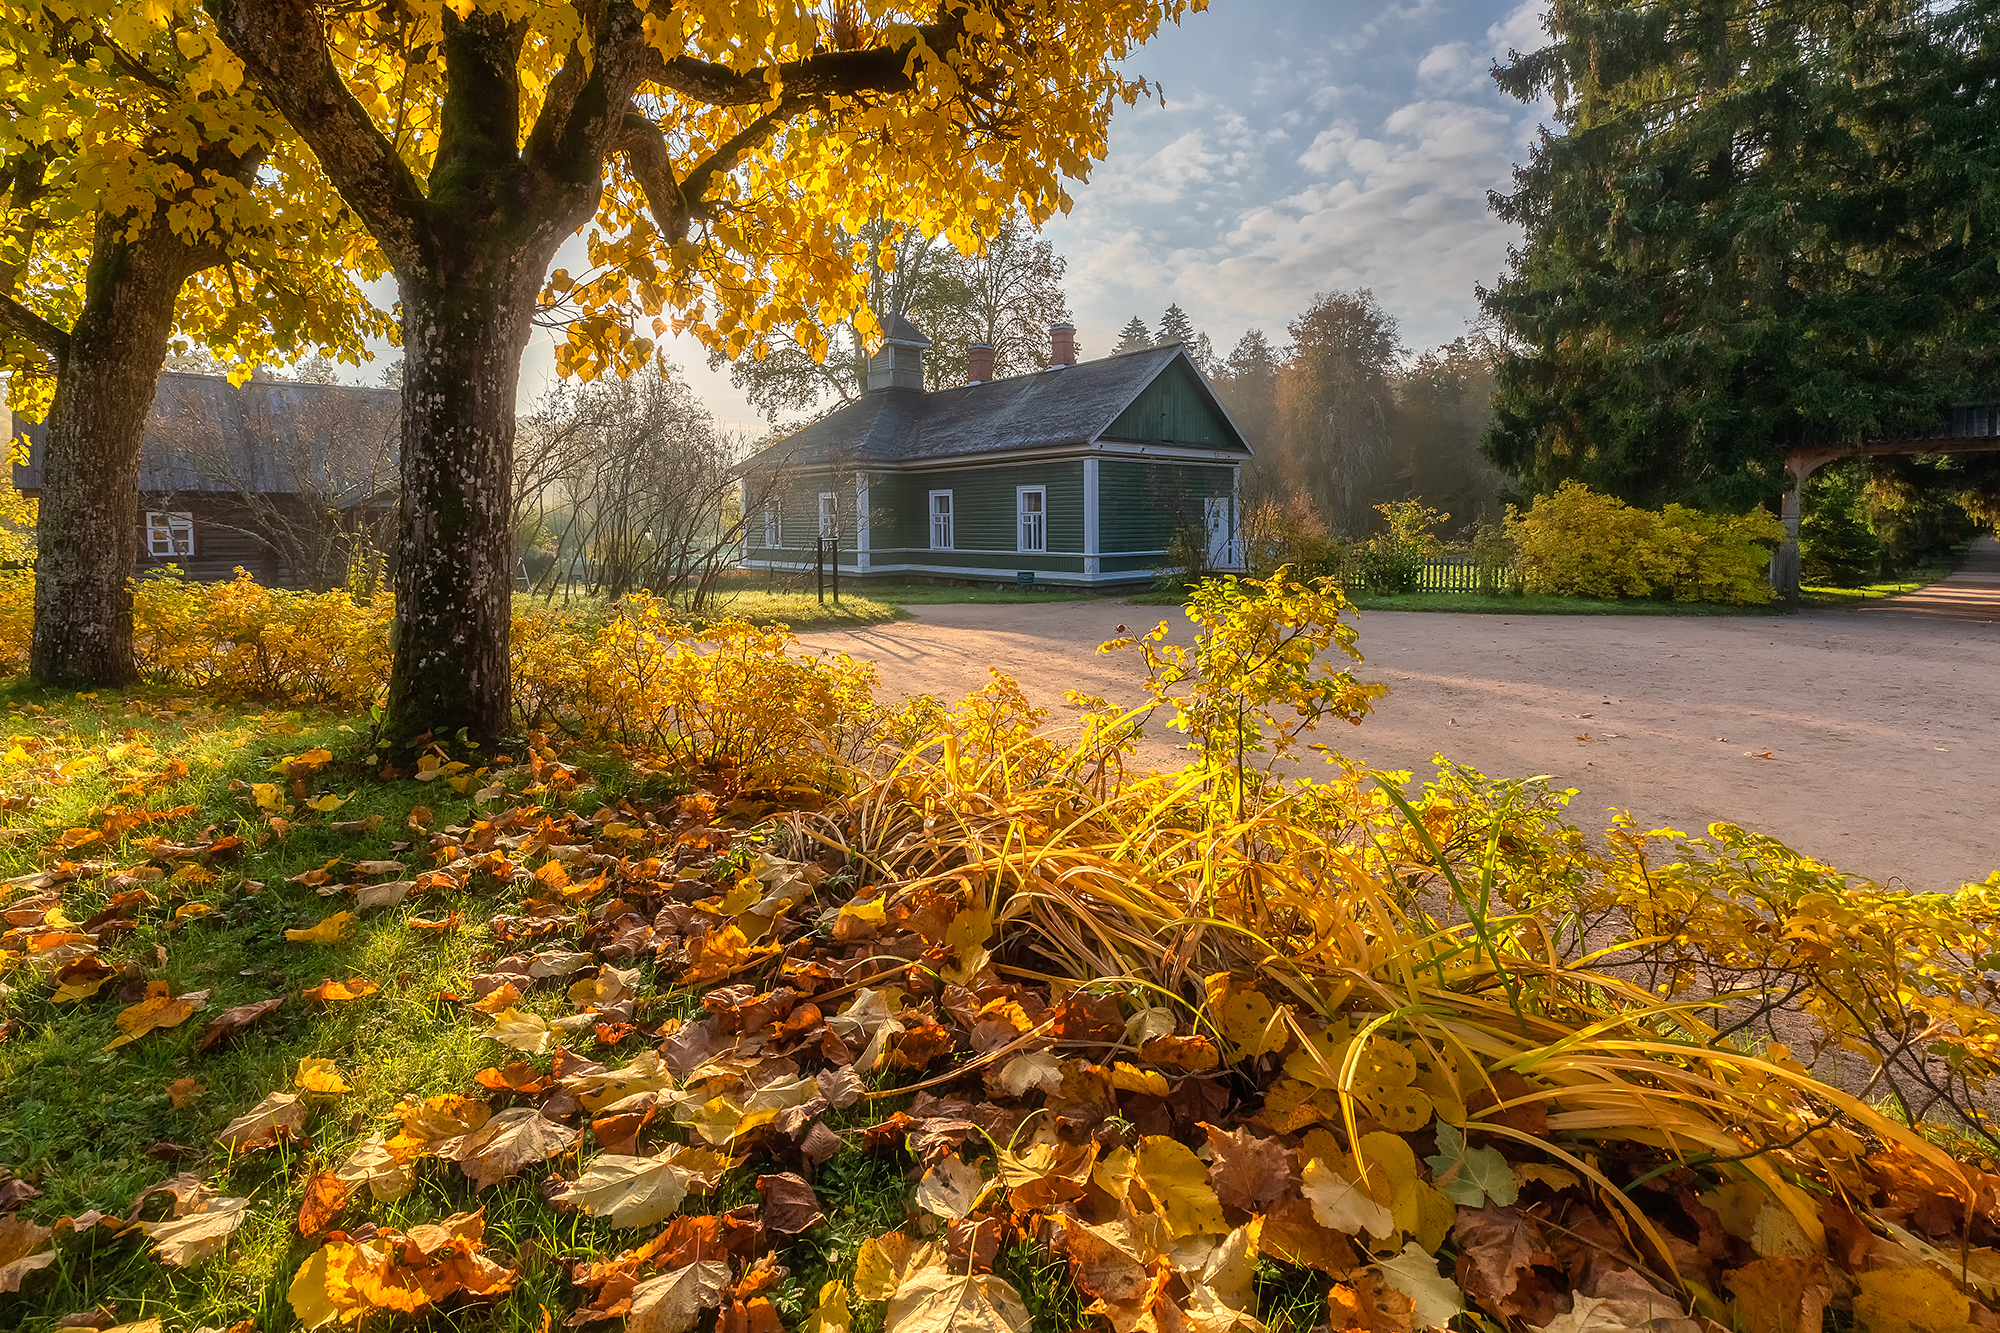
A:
[30,217,209,685]
[382,267,539,743]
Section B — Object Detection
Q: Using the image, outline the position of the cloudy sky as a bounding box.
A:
[496,0,1557,431]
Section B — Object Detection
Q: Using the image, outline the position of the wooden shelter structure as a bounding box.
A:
[1775,403,2000,599]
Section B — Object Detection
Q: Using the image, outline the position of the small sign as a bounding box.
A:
[1016,571,1036,588]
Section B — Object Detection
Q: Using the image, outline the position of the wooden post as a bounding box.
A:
[816,538,825,605]
[1774,448,1841,604]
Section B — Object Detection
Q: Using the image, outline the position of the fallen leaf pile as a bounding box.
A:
[6,747,2000,1333]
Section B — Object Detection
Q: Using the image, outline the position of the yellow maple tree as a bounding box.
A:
[184,0,1206,741]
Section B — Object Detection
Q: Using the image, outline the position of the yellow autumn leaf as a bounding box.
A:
[486,1007,553,1055]
[295,1057,352,1096]
[287,912,355,945]
[105,982,207,1050]
[1135,1134,1226,1239]
[305,792,352,812]
[1109,1062,1170,1097]
[1851,1268,1970,1333]
[250,782,286,811]
[802,1281,852,1333]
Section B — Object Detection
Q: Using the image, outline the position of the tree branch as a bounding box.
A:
[0,292,70,363]
[520,0,656,231]
[203,0,435,275]
[644,16,968,108]
[616,101,800,242]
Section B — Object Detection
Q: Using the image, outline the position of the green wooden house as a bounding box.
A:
[736,318,1250,587]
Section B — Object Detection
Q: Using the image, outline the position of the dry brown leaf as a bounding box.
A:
[334,1133,417,1203]
[141,1196,250,1266]
[165,1077,206,1110]
[552,1153,691,1228]
[439,1107,577,1191]
[1723,1258,1830,1333]
[194,996,283,1053]
[1205,1124,1294,1213]
[0,1215,55,1293]
[757,1172,825,1235]
[886,1271,1032,1333]
[626,1260,732,1333]
[216,1092,305,1151]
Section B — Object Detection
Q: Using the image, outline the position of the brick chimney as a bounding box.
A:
[1050,322,1077,368]
[966,343,994,384]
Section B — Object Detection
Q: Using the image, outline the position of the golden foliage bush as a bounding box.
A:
[815,576,1997,1296]
[1507,480,1785,602]
[132,571,394,704]
[512,595,877,794]
[0,571,31,676]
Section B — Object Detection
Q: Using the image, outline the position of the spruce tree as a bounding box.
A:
[1113,316,1154,354]
[1479,0,2000,511]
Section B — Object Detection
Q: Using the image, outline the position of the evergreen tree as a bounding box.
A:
[1480,0,2000,511]
[1155,303,1195,346]
[1113,316,1154,354]
[1216,329,1281,465]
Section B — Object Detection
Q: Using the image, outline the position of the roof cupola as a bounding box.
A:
[866,313,931,392]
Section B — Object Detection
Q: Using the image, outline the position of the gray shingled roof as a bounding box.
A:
[14,372,400,501]
[740,344,1248,471]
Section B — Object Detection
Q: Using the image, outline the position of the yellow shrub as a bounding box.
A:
[0,571,30,675]
[511,596,878,794]
[131,570,393,704]
[1654,503,1787,603]
[1507,480,1781,603]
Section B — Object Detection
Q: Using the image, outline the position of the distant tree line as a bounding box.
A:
[1114,296,1508,537]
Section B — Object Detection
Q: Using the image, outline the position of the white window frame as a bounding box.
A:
[1016,485,1046,554]
[145,510,194,558]
[762,499,782,548]
[929,490,954,551]
[818,491,838,540]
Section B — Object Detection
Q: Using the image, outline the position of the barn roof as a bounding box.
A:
[739,343,1249,472]
[13,371,399,503]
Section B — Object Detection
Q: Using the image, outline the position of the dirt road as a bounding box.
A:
[800,541,2000,892]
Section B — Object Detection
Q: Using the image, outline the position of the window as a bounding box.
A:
[818,492,838,540]
[762,499,781,547]
[929,491,954,550]
[1016,486,1046,553]
[145,511,193,558]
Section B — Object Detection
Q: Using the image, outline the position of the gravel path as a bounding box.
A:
[799,540,2000,891]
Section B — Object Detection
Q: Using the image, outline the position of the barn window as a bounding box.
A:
[1016,486,1046,553]
[819,492,838,540]
[929,490,954,550]
[145,511,194,558]
[762,499,781,547]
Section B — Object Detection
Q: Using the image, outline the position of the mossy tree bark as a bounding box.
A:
[1,214,221,686]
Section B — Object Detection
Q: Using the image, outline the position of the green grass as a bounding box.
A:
[1801,546,1971,605]
[1127,587,1777,614]
[0,681,1088,1332]
[510,581,1094,633]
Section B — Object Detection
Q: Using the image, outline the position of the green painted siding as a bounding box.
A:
[1103,362,1234,445]
[1099,460,1236,553]
[743,468,860,559]
[873,459,1084,556]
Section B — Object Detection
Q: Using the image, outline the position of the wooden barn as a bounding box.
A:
[11,371,399,590]
[736,319,1251,588]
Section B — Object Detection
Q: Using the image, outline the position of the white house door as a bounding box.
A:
[1204,496,1231,568]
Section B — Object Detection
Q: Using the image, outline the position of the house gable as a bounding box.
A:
[1101,357,1238,447]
